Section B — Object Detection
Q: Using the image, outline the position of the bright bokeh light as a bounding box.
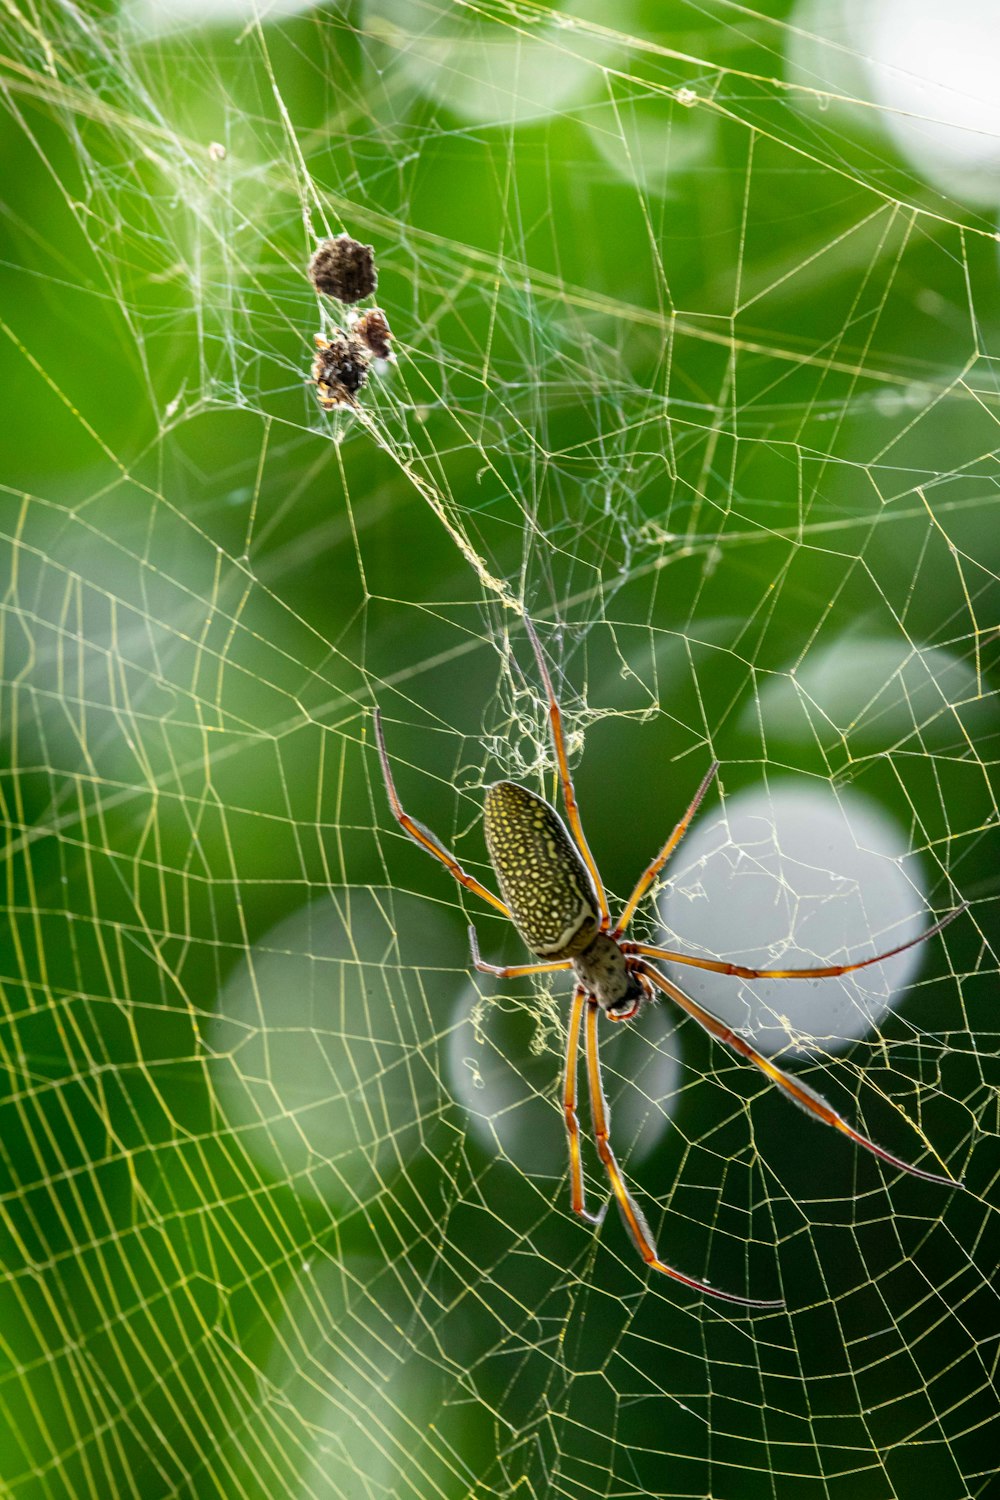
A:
[788,0,1000,206]
[124,0,313,33]
[658,780,931,1055]
[586,97,713,197]
[448,974,680,1179]
[861,0,1000,205]
[208,892,453,1206]
[362,0,622,124]
[746,637,987,748]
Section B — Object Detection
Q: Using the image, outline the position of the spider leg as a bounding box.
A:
[624,903,966,980]
[564,987,604,1225]
[583,999,784,1307]
[374,708,511,918]
[468,925,572,979]
[522,616,610,930]
[614,760,720,937]
[637,962,960,1188]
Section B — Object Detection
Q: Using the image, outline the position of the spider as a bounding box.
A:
[373,619,964,1308]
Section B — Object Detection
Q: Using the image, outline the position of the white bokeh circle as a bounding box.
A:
[362,0,622,126]
[446,975,681,1183]
[206,890,457,1206]
[787,0,1000,207]
[658,778,932,1056]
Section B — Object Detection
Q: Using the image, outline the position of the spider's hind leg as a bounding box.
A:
[582,997,782,1307]
[564,987,603,1226]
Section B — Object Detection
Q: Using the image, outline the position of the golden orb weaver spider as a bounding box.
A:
[373,618,964,1308]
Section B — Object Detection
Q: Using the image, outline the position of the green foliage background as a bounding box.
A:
[0,2,997,1497]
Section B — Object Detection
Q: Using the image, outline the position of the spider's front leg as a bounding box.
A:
[374,708,511,918]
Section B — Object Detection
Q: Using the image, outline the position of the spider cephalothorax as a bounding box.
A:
[374,617,964,1308]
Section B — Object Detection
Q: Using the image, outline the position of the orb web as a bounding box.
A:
[0,2,997,1497]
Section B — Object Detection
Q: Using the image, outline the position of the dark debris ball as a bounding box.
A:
[308,234,377,304]
[311,331,371,409]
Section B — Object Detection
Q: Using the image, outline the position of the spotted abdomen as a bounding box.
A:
[483,781,600,959]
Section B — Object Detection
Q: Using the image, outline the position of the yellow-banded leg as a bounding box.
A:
[374,708,511,918]
[637,963,959,1188]
[623,903,966,982]
[614,760,720,937]
[583,997,784,1307]
[564,987,603,1225]
[522,616,610,931]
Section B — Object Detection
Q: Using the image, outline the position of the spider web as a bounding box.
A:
[0,1,998,1496]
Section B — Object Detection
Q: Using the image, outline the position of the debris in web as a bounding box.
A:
[307,234,393,410]
[311,330,368,409]
[308,233,377,303]
[352,308,393,359]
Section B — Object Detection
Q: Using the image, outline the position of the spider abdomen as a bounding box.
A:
[483,781,600,959]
